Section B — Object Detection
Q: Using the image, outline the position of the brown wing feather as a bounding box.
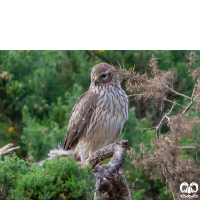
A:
[64,90,98,150]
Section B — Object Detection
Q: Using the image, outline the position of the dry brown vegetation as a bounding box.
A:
[118,52,200,200]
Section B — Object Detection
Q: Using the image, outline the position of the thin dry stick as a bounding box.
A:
[177,146,197,149]
[164,80,199,116]
[196,151,200,165]
[155,101,175,140]
[162,165,168,195]
[166,86,192,100]
[181,83,198,116]
[177,145,200,150]
[181,96,198,116]
[143,103,174,140]
[0,143,20,157]
[140,127,155,131]
[164,99,185,109]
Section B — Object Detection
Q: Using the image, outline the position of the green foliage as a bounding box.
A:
[0,156,29,198]
[0,156,95,200]
[21,83,83,161]
[21,105,68,160]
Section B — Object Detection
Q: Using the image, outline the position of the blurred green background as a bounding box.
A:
[1,50,200,199]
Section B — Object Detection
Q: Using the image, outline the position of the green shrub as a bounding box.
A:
[0,156,95,200]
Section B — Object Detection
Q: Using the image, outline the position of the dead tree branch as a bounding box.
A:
[0,143,20,157]
[87,140,131,200]
[154,101,175,140]
[164,99,185,109]
[166,85,192,100]
[181,86,198,116]
[177,145,200,150]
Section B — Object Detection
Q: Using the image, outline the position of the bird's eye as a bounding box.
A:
[101,74,107,78]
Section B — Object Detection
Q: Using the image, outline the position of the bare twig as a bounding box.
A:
[164,99,185,109]
[155,101,175,140]
[128,94,138,97]
[177,146,196,149]
[166,86,192,100]
[141,112,172,141]
[195,151,200,165]
[140,127,155,131]
[162,165,168,195]
[177,145,200,150]
[181,95,198,116]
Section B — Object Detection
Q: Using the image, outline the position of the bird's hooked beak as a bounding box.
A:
[94,76,100,86]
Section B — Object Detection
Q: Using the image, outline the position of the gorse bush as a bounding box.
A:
[0,156,95,200]
[121,53,200,199]
[122,108,173,199]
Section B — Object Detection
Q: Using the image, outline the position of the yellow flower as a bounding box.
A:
[8,126,14,133]
[128,67,133,71]
[99,50,104,53]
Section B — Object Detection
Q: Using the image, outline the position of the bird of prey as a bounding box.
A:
[51,63,129,165]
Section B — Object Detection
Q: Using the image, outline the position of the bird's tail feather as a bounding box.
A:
[48,143,73,157]
[39,143,74,166]
[48,149,73,157]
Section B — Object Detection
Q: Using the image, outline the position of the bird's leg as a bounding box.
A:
[80,154,86,167]
[77,144,86,166]
[89,148,91,157]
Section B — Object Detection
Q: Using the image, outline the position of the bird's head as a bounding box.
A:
[91,63,119,87]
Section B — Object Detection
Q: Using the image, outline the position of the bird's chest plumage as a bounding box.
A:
[80,85,129,155]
